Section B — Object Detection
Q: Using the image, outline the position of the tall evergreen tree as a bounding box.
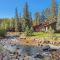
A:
[29,12,33,27]
[23,2,33,36]
[18,14,22,32]
[41,10,46,22]
[56,5,60,31]
[52,0,57,17]
[51,0,57,31]
[15,8,19,32]
[23,2,31,28]
[35,12,41,25]
[45,8,51,18]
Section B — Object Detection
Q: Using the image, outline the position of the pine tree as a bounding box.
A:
[52,0,57,17]
[29,12,33,27]
[35,12,41,25]
[56,5,60,31]
[41,10,46,22]
[15,8,19,32]
[23,2,33,36]
[25,26,33,36]
[23,2,31,28]
[45,8,51,18]
[52,0,57,30]
[17,14,22,32]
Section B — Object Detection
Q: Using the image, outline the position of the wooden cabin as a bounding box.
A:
[33,19,57,32]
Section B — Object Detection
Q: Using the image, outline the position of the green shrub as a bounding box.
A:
[0,29,7,37]
[25,26,33,36]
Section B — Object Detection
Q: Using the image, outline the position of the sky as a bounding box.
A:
[0,0,60,18]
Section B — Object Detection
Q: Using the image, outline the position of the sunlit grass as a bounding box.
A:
[31,32,60,39]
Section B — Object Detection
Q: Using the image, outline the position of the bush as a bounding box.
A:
[25,26,33,36]
[0,29,7,37]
